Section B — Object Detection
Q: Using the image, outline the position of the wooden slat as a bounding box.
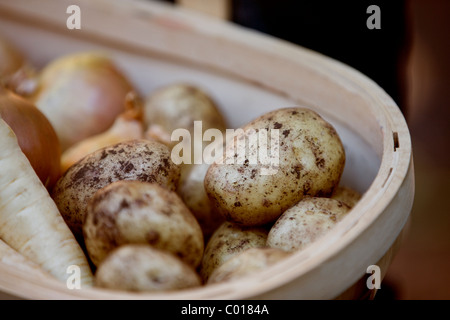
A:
[177,0,231,20]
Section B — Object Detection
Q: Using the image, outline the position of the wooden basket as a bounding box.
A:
[0,0,414,300]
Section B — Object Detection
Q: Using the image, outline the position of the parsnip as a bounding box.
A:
[0,238,52,280]
[0,117,94,287]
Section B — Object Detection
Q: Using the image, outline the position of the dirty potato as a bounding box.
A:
[331,185,362,208]
[267,197,351,252]
[177,163,225,241]
[144,83,227,148]
[95,244,201,292]
[207,247,291,284]
[204,107,346,227]
[83,180,204,268]
[200,221,268,282]
[52,139,180,240]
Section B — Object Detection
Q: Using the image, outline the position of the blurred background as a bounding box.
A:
[167,0,450,299]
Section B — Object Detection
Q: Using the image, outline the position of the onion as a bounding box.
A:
[29,52,134,151]
[0,86,61,190]
[60,91,145,173]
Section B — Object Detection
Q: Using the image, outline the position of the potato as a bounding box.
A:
[83,180,204,268]
[267,197,351,252]
[144,83,227,148]
[94,244,201,292]
[204,107,346,227]
[331,185,362,208]
[52,139,180,240]
[200,221,268,282]
[207,247,291,284]
[177,163,225,241]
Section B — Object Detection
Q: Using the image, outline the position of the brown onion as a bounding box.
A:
[60,91,145,173]
[29,52,134,151]
[0,86,61,190]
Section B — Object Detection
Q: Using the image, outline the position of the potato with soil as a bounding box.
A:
[177,162,224,241]
[207,247,291,284]
[267,197,351,252]
[95,244,201,292]
[83,180,204,268]
[204,107,346,227]
[331,185,362,208]
[52,139,180,240]
[200,221,268,282]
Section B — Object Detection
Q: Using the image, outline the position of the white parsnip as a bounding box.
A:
[0,117,94,287]
[0,238,51,280]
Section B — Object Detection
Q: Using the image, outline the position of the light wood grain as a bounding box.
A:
[177,0,231,20]
[0,0,414,300]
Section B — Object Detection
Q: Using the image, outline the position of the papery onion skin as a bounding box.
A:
[0,86,61,190]
[30,52,134,151]
[60,91,144,173]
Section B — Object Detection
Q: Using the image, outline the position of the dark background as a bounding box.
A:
[230,0,410,115]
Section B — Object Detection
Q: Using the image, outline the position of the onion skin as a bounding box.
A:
[30,52,134,151]
[0,86,61,190]
[60,91,144,173]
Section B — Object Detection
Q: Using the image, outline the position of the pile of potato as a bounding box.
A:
[38,53,363,293]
